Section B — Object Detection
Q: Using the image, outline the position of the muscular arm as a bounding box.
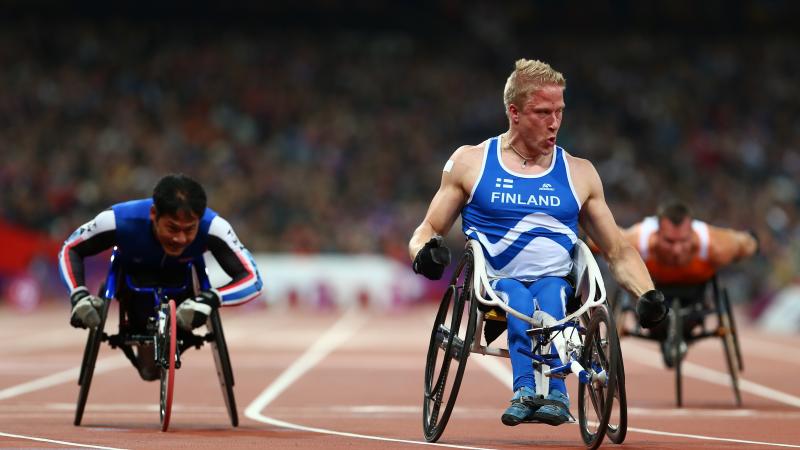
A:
[576,160,653,297]
[708,226,758,267]
[408,147,474,261]
[58,210,117,294]
[207,216,263,306]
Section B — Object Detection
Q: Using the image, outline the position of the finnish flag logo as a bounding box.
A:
[495,178,514,189]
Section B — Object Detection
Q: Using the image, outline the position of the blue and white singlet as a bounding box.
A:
[461,135,582,281]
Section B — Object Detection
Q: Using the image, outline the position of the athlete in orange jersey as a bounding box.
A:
[621,200,758,366]
[622,200,758,286]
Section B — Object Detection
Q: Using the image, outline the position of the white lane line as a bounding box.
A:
[623,341,800,408]
[0,431,127,450]
[0,355,128,400]
[626,426,800,448]
[473,343,800,447]
[244,308,499,450]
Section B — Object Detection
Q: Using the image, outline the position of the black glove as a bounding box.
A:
[636,289,668,329]
[70,287,104,329]
[176,290,220,331]
[413,236,451,280]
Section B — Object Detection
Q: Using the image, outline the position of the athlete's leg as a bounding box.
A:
[528,276,574,426]
[528,276,573,395]
[495,278,536,392]
[494,278,538,426]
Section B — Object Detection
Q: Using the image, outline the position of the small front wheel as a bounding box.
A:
[159,300,177,431]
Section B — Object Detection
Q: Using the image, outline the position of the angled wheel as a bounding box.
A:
[604,309,627,444]
[578,305,620,450]
[209,308,239,426]
[669,298,684,408]
[422,248,477,443]
[74,297,110,426]
[159,300,177,431]
[718,291,742,407]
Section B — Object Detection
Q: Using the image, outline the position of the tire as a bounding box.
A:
[422,248,477,443]
[74,298,110,426]
[722,288,744,372]
[578,305,619,450]
[718,296,742,407]
[604,308,628,445]
[210,308,239,427]
[670,298,683,408]
[159,300,177,432]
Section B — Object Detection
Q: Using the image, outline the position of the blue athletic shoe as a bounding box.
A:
[501,386,538,426]
[532,390,571,426]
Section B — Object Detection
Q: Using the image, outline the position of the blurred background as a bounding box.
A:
[1,1,798,328]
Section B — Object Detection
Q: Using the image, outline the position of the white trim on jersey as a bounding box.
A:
[496,134,557,179]
[638,216,658,259]
[561,149,584,209]
[692,220,710,260]
[465,138,490,205]
[58,210,116,292]
[207,216,261,304]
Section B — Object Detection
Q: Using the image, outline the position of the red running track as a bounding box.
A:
[1,303,799,449]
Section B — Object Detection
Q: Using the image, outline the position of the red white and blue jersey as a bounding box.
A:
[58,199,262,306]
[461,135,582,281]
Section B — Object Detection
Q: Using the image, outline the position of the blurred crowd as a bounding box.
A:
[1,5,798,301]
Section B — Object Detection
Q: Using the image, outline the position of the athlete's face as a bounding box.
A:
[655,218,694,266]
[512,84,565,154]
[150,207,200,257]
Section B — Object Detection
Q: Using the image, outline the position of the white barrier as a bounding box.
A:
[204,253,425,309]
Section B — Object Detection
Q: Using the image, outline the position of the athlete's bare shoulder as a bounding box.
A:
[445,142,487,192]
[562,150,599,203]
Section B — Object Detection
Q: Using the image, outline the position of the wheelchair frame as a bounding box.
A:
[74,249,239,431]
[423,239,627,449]
[612,275,743,407]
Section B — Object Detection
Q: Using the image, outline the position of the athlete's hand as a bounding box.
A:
[176,290,220,331]
[413,236,451,280]
[636,289,668,329]
[70,287,104,329]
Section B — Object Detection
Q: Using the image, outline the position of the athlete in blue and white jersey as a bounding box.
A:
[410,59,667,426]
[59,174,262,380]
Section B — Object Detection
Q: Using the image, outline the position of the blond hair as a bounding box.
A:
[503,59,566,112]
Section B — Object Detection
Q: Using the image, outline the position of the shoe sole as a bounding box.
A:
[533,412,568,426]
[501,414,523,426]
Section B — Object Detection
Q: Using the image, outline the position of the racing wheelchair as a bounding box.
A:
[74,249,238,431]
[423,240,627,450]
[611,275,743,407]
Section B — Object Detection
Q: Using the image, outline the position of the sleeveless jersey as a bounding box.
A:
[638,216,716,285]
[59,198,263,305]
[461,135,582,281]
[112,199,216,270]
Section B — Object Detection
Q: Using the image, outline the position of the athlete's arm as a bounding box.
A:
[59,210,116,295]
[575,159,654,297]
[206,216,263,306]
[408,146,473,261]
[708,225,758,267]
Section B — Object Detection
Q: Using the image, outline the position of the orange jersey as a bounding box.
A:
[637,217,716,285]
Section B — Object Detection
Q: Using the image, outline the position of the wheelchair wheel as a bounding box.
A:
[718,291,742,407]
[721,287,744,372]
[422,248,477,443]
[578,305,620,450]
[604,310,628,445]
[74,297,110,426]
[159,300,177,432]
[669,298,684,408]
[209,308,239,427]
